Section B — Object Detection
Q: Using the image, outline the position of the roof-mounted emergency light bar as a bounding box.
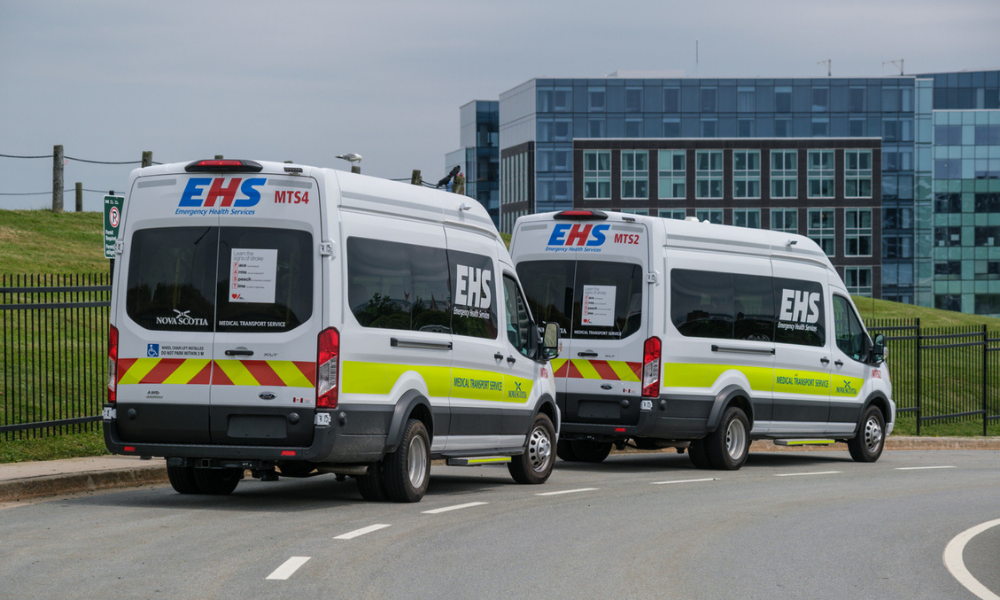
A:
[185,159,263,173]
[554,209,608,221]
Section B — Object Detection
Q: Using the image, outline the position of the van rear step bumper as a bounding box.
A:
[446,456,512,466]
[773,439,835,446]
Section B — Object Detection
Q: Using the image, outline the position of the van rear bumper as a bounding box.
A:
[558,393,714,442]
[102,402,393,464]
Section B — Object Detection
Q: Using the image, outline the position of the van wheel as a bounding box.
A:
[382,419,431,503]
[192,468,242,495]
[848,406,885,463]
[704,407,750,470]
[688,439,711,469]
[166,464,201,494]
[556,439,579,461]
[356,461,388,501]
[509,414,556,484]
[570,440,613,463]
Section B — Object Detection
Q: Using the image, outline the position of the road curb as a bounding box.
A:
[0,466,167,503]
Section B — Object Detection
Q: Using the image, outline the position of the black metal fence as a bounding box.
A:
[1,274,998,439]
[867,318,1000,435]
[1,273,109,440]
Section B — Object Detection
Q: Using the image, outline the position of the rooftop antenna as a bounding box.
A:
[817,59,831,77]
[883,59,904,76]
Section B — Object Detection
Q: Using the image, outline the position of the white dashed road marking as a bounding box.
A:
[944,518,1000,600]
[422,502,488,514]
[774,471,842,477]
[896,466,955,471]
[335,524,391,540]
[266,556,310,581]
[535,488,599,496]
[651,478,718,485]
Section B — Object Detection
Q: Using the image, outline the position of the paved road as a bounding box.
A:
[1,450,997,600]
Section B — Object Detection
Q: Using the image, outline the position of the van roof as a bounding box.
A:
[128,160,499,241]
[516,210,835,271]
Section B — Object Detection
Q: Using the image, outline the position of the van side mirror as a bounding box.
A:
[871,333,886,364]
[541,322,560,360]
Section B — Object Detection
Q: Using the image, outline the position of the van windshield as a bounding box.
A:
[126,226,312,332]
[516,260,642,340]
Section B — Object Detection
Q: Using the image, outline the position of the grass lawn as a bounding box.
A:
[0,210,108,275]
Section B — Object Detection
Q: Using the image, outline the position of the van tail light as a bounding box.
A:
[108,325,119,404]
[641,336,661,399]
[316,327,340,409]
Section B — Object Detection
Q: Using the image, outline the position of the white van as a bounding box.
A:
[104,159,560,502]
[509,209,894,470]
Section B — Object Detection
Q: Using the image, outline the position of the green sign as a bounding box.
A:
[104,195,124,259]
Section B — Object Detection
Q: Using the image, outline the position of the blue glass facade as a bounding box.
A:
[484,70,1000,315]
[448,100,499,227]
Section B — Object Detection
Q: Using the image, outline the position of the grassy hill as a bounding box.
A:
[0,210,108,275]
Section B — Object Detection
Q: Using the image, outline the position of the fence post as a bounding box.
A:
[142,151,153,168]
[75,182,83,212]
[52,145,64,213]
[984,324,989,437]
[915,317,921,436]
[411,170,422,186]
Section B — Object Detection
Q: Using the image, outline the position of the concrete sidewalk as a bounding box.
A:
[1,436,998,504]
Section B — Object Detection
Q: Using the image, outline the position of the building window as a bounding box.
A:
[583,150,611,200]
[695,150,723,199]
[975,226,1000,246]
[663,118,680,137]
[812,87,829,112]
[935,193,963,213]
[621,151,648,200]
[771,208,798,234]
[844,209,872,256]
[775,118,792,137]
[770,150,797,199]
[975,260,1000,280]
[589,87,606,111]
[737,119,754,137]
[659,209,687,220]
[732,150,760,199]
[975,193,1000,213]
[808,208,835,256]
[975,294,1000,315]
[621,208,648,215]
[883,235,913,258]
[935,261,962,280]
[625,87,643,112]
[935,227,962,247]
[849,87,865,112]
[733,209,760,228]
[845,150,873,198]
[935,294,962,312]
[775,86,792,113]
[844,267,872,296]
[807,150,835,199]
[696,209,723,224]
[663,87,680,112]
[657,150,686,199]
[701,118,717,137]
[701,87,717,112]
[625,118,643,137]
[737,86,755,112]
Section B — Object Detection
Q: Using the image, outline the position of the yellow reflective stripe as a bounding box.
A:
[119,358,159,385]
[662,363,772,392]
[773,368,829,396]
[831,376,866,398]
[550,358,568,373]
[216,359,258,386]
[453,367,504,401]
[466,457,511,464]
[162,359,211,385]
[608,361,640,382]
[268,361,313,388]
[342,361,528,403]
[571,359,601,380]
[342,361,388,395]
[388,364,452,398]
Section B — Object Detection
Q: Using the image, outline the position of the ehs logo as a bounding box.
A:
[778,289,821,324]
[455,265,492,309]
[547,223,610,247]
[179,178,266,208]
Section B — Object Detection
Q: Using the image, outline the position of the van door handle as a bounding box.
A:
[834,360,844,367]
[225,349,254,357]
[820,357,830,365]
[577,351,598,357]
[494,353,504,360]
[507,356,517,365]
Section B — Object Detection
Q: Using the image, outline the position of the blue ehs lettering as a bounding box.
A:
[179,178,212,207]
[235,178,266,207]
[586,224,610,246]
[547,224,570,246]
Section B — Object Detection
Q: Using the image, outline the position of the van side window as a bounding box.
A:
[126,226,219,332]
[833,295,867,361]
[503,275,533,357]
[773,277,825,347]
[671,270,775,341]
[346,238,451,333]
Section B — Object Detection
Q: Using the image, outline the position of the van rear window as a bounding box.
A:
[516,260,643,340]
[125,226,312,332]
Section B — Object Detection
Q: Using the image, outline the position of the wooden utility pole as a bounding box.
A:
[75,182,83,212]
[411,170,422,186]
[142,151,153,167]
[52,144,64,213]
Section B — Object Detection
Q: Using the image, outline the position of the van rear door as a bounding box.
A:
[210,174,322,447]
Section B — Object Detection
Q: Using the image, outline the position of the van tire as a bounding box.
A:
[704,406,750,470]
[556,440,579,461]
[687,439,711,469]
[570,440,613,463]
[167,465,201,494]
[356,461,388,501]
[382,419,431,503]
[508,414,556,484]
[848,406,885,463]
[192,468,241,495]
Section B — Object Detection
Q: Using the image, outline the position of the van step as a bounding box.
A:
[446,456,512,466]
[774,439,836,446]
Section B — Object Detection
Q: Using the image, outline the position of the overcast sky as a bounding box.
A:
[2,0,998,211]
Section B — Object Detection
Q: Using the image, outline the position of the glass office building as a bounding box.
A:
[479,69,1000,315]
[446,100,500,227]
